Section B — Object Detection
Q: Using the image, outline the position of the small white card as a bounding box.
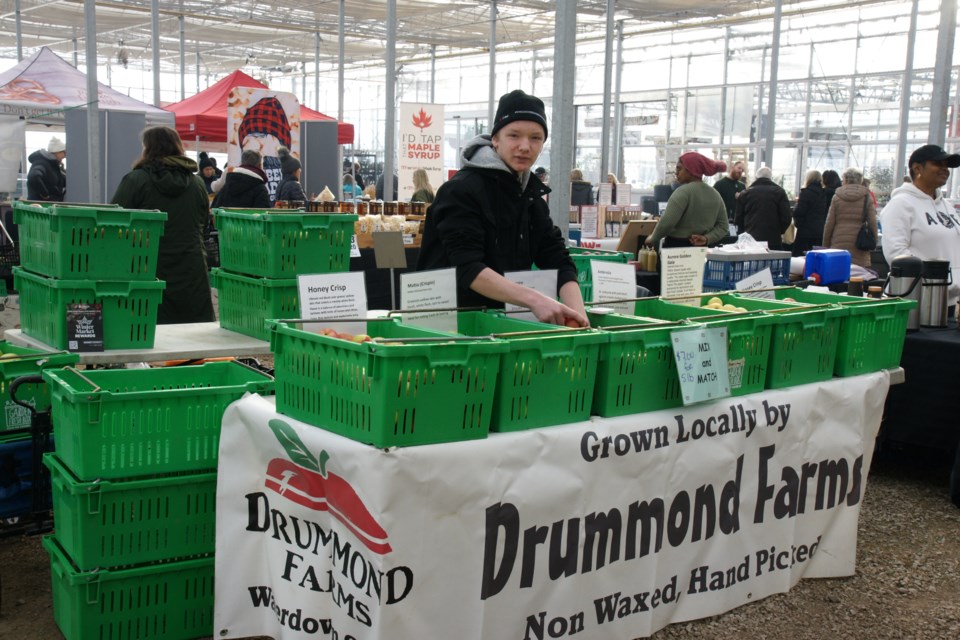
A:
[580,206,599,239]
[735,267,776,299]
[598,183,613,206]
[615,183,632,206]
[590,261,636,314]
[400,268,458,333]
[660,246,708,306]
[672,326,731,405]
[505,269,558,320]
[297,271,368,336]
[350,234,361,258]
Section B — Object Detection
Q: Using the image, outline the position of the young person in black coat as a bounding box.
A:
[417,90,586,327]
[212,149,271,209]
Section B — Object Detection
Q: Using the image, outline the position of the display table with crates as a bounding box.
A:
[213,370,894,640]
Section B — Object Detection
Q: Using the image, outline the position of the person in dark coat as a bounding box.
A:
[275,146,306,204]
[26,136,66,201]
[417,89,586,327]
[110,126,215,325]
[375,171,399,200]
[792,169,829,256]
[197,152,221,194]
[570,169,595,205]
[212,149,271,209]
[734,166,792,249]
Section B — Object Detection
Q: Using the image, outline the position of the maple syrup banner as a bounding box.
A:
[398,102,444,202]
[215,371,890,640]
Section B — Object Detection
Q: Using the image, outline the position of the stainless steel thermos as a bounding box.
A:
[919,260,951,328]
[884,255,923,331]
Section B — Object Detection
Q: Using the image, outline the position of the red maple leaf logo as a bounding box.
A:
[412,109,432,129]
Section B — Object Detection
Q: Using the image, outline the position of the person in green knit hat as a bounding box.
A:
[645,152,730,250]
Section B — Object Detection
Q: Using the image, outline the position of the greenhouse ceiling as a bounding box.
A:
[0,0,778,78]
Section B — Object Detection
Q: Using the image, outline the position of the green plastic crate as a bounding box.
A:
[43,536,214,640]
[213,209,356,278]
[14,267,166,350]
[0,341,78,432]
[588,312,695,417]
[708,292,844,388]
[210,268,299,341]
[756,287,916,376]
[13,201,167,280]
[45,454,216,570]
[42,361,275,479]
[447,311,608,432]
[269,318,508,447]
[612,298,776,397]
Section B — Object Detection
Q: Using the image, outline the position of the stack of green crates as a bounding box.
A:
[210,208,357,341]
[12,201,167,350]
[40,361,274,640]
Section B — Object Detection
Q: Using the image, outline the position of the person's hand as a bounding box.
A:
[689,234,708,246]
[527,293,588,327]
[643,236,654,246]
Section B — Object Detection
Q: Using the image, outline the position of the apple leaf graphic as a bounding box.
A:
[268,419,322,472]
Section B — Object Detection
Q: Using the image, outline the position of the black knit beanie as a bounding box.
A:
[278,146,301,175]
[491,90,548,139]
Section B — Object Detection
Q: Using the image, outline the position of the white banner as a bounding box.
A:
[215,372,889,640]
[0,115,25,193]
[398,102,445,202]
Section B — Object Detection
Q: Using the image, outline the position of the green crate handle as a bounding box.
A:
[387,306,489,316]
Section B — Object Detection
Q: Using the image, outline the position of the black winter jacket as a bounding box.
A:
[26,150,65,201]
[275,175,306,204]
[213,166,271,209]
[792,182,829,253]
[571,180,595,206]
[734,177,792,249]
[417,154,578,309]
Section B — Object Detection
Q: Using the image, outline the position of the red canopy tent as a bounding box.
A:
[163,70,354,145]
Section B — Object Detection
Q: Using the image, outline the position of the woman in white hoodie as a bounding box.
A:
[880,144,960,308]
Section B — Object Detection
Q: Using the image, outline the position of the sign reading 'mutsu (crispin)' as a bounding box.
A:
[215,371,890,639]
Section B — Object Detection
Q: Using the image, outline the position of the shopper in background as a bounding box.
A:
[275,146,306,204]
[598,172,619,203]
[822,169,842,208]
[376,171,399,200]
[714,161,746,222]
[110,126,215,324]
[791,169,828,256]
[418,89,586,327]
[211,149,270,209]
[26,136,66,202]
[410,168,435,204]
[880,144,960,308]
[342,173,364,200]
[570,169,595,205]
[197,152,220,194]
[734,166,791,249]
[822,167,877,268]
[534,166,549,184]
[644,152,729,249]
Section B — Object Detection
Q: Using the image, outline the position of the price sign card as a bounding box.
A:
[297,271,368,336]
[350,234,361,258]
[735,267,775,299]
[660,246,707,306]
[598,183,613,206]
[505,269,558,320]
[580,206,599,239]
[616,183,632,206]
[66,303,103,352]
[590,260,636,313]
[400,268,458,333]
[671,326,731,405]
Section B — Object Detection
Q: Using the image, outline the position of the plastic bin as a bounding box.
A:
[588,312,693,417]
[760,287,916,376]
[269,318,508,447]
[14,267,166,350]
[44,454,216,570]
[0,434,53,518]
[13,201,167,280]
[43,536,214,640]
[803,249,851,285]
[448,311,608,432]
[568,247,633,284]
[210,268,299,341]
[703,250,791,290]
[213,209,356,278]
[611,298,776,397]
[42,361,275,479]
[0,341,78,432]
[708,292,843,388]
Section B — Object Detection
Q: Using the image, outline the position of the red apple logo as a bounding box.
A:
[265,419,392,554]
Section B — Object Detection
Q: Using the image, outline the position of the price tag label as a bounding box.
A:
[671,326,730,405]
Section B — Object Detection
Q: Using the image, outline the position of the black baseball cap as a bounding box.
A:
[908,144,960,168]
